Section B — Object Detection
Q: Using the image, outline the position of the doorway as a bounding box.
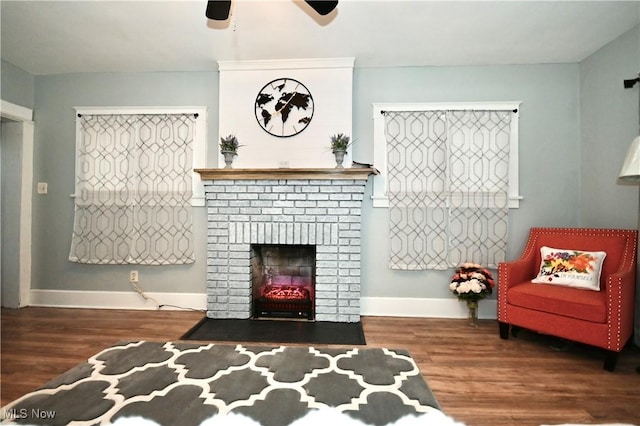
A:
[1,100,34,308]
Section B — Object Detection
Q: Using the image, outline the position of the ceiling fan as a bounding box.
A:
[206,1,338,20]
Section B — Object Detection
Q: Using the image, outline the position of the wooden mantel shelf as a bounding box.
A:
[195,167,379,181]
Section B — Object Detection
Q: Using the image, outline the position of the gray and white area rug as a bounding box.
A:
[1,341,448,426]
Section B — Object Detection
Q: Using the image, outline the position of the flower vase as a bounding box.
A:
[333,150,346,168]
[221,151,236,169]
[467,300,479,327]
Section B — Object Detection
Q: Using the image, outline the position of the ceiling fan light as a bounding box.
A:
[206,1,232,20]
[304,0,338,16]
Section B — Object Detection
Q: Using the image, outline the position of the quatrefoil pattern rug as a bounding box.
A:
[1,342,440,426]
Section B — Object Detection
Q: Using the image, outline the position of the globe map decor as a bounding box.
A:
[255,78,314,138]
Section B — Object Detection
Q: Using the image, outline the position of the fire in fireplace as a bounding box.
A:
[251,244,316,320]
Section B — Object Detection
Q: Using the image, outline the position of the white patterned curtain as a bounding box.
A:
[69,113,196,265]
[386,110,512,270]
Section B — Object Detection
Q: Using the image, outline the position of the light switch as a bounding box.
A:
[37,182,48,194]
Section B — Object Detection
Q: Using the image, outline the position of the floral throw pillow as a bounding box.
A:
[531,246,607,291]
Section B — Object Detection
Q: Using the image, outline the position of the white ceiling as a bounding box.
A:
[1,0,639,76]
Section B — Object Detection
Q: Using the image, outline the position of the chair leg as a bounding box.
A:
[499,322,509,339]
[603,350,618,372]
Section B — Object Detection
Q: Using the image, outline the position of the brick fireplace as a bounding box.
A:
[197,168,376,322]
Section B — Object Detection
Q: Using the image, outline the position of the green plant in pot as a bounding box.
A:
[330,133,351,168]
[220,134,240,169]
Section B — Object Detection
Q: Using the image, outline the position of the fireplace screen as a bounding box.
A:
[251,244,315,319]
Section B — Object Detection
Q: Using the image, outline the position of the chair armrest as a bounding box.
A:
[498,255,537,289]
[605,265,636,316]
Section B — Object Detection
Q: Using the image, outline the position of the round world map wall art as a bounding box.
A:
[255,78,314,137]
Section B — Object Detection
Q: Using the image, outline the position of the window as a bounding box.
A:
[69,107,207,265]
[372,102,521,270]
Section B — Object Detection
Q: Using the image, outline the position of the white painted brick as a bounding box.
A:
[315,298,337,307]
[262,207,283,215]
[228,266,249,274]
[340,230,360,238]
[300,186,320,193]
[340,201,362,208]
[208,243,230,252]
[272,215,294,223]
[328,193,352,201]
[306,193,329,201]
[339,245,360,253]
[218,207,240,215]
[295,200,317,208]
[316,201,339,208]
[240,207,262,215]
[315,276,337,284]
[319,186,341,193]
[295,215,317,223]
[341,185,366,193]
[316,216,338,224]
[315,284,338,294]
[293,223,302,244]
[317,252,338,261]
[272,186,294,193]
[316,245,338,253]
[274,200,295,208]
[286,223,294,244]
[230,214,251,223]
[285,193,307,201]
[216,193,239,200]
[306,208,326,216]
[258,193,279,200]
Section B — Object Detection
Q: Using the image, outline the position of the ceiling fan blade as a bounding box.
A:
[304,0,338,16]
[206,1,232,20]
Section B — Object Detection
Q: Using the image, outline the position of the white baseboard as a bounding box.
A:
[360,297,498,319]
[29,289,207,311]
[29,290,497,319]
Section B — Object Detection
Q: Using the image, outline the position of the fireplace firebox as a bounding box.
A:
[251,244,315,319]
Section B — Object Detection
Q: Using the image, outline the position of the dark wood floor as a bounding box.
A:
[1,307,639,425]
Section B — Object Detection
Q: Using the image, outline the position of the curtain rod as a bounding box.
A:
[381,108,518,115]
[76,113,200,118]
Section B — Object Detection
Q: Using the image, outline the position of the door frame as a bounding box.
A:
[1,99,34,307]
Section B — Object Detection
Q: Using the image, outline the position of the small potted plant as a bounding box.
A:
[220,134,240,169]
[330,133,351,168]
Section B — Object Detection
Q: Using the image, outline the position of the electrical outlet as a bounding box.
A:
[129,270,139,283]
[37,182,48,194]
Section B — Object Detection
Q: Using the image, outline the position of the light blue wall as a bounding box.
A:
[31,72,218,294]
[29,64,583,303]
[1,59,34,108]
[353,64,581,299]
[580,25,640,229]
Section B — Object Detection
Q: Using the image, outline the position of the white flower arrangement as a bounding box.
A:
[449,263,495,301]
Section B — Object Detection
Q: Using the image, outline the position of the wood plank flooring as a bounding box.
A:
[1,307,639,425]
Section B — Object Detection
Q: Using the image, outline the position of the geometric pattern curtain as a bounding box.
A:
[386,110,511,270]
[69,114,195,265]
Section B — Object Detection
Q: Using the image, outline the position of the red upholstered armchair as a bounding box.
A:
[498,227,637,371]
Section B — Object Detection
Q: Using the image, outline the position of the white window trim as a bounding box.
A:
[73,106,208,207]
[372,102,522,208]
